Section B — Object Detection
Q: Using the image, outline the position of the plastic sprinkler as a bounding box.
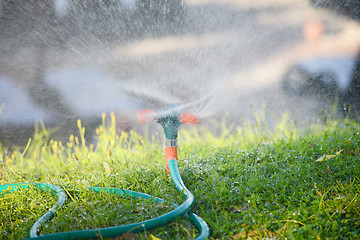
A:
[137,104,200,172]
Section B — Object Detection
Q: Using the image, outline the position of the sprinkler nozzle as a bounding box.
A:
[179,112,200,125]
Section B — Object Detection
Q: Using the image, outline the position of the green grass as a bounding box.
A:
[1,113,360,239]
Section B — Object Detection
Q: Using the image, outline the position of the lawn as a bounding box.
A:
[1,113,359,239]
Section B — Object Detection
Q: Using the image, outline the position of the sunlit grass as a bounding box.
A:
[1,112,359,239]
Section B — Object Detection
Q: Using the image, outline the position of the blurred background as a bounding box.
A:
[1,0,360,146]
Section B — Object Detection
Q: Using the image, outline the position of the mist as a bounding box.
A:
[1,0,360,145]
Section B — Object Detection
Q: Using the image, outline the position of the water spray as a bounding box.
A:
[0,104,209,239]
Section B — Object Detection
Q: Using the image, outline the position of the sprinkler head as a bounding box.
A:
[138,103,199,173]
[137,103,199,139]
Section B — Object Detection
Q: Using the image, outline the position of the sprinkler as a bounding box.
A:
[0,104,209,240]
[137,103,208,236]
[138,103,200,172]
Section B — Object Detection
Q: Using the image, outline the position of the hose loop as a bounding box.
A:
[1,161,209,239]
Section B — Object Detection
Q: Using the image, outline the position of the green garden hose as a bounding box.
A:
[0,158,209,239]
[0,183,67,238]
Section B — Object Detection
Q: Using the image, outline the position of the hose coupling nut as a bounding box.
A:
[166,139,178,147]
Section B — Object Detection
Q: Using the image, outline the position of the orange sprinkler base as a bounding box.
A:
[165,146,178,173]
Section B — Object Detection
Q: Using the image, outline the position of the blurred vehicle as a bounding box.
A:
[282,57,355,100]
[281,0,360,117]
